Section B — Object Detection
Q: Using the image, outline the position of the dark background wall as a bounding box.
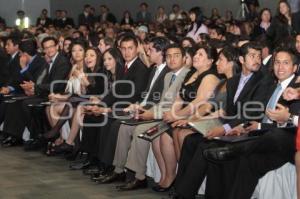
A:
[1,0,277,26]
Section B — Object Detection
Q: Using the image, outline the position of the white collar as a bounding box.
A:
[278,74,295,90]
[126,56,138,69]
[173,66,185,76]
[11,51,18,59]
[263,55,272,65]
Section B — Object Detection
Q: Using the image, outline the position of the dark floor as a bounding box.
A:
[0,146,168,199]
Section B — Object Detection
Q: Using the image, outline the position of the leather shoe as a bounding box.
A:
[23,138,46,151]
[99,172,126,184]
[2,136,13,145]
[117,178,147,191]
[2,137,21,147]
[203,146,241,162]
[69,160,90,170]
[83,167,101,176]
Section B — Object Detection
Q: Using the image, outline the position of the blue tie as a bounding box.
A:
[169,73,176,87]
[262,84,282,123]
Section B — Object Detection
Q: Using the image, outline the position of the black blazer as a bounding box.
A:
[57,18,75,28]
[4,52,21,89]
[98,13,117,24]
[36,17,52,27]
[261,75,300,129]
[35,53,71,97]
[78,13,95,26]
[102,58,150,108]
[224,70,267,128]
[120,17,134,25]
[142,65,170,108]
[20,54,47,83]
[0,48,9,87]
[86,68,105,96]
[292,11,300,34]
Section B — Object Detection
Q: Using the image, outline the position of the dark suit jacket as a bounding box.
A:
[141,64,170,108]
[102,58,150,108]
[260,75,300,129]
[36,17,52,27]
[20,54,47,83]
[98,13,117,24]
[136,11,152,24]
[78,13,95,26]
[57,18,75,28]
[120,17,134,25]
[292,11,300,34]
[4,52,21,89]
[0,48,9,87]
[224,70,267,128]
[35,53,71,97]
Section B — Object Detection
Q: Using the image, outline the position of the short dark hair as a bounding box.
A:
[19,39,37,56]
[165,43,185,57]
[120,35,138,47]
[41,36,58,48]
[273,47,298,65]
[6,35,21,46]
[194,44,218,61]
[209,24,226,36]
[150,37,170,53]
[239,42,262,58]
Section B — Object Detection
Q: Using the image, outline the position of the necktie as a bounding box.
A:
[169,73,176,87]
[296,118,300,150]
[262,83,282,123]
[124,64,128,74]
[48,59,53,73]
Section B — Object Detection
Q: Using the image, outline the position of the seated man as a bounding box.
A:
[204,47,300,199]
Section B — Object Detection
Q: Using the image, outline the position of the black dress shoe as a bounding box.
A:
[69,160,90,170]
[2,136,12,145]
[83,167,101,176]
[117,178,147,191]
[203,146,241,162]
[23,138,46,151]
[99,172,126,184]
[2,137,21,148]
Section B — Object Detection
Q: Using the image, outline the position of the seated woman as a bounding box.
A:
[44,39,89,153]
[171,46,239,159]
[48,47,104,155]
[152,44,220,191]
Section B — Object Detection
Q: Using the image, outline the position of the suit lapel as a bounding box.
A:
[236,72,263,102]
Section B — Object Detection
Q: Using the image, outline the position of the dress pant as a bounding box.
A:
[174,133,222,199]
[113,122,159,178]
[80,114,104,156]
[99,119,121,166]
[205,127,296,199]
[3,97,45,139]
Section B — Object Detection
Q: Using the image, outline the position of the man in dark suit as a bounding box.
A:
[171,42,270,199]
[0,36,21,94]
[36,9,52,28]
[78,4,95,27]
[58,10,75,29]
[136,2,152,24]
[292,10,300,34]
[204,47,300,199]
[72,34,150,170]
[2,37,71,147]
[98,5,117,24]
[90,37,171,186]
[0,46,9,87]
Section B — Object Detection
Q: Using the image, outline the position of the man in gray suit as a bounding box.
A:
[100,44,190,191]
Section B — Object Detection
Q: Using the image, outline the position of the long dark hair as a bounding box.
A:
[276,0,291,24]
[84,47,102,86]
[188,7,204,33]
[102,48,125,83]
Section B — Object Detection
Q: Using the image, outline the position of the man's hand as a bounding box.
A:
[266,103,290,124]
[0,87,10,95]
[89,96,101,104]
[138,110,154,120]
[244,121,259,132]
[205,126,225,139]
[283,87,300,101]
[227,124,246,136]
[19,54,28,69]
[123,103,141,112]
